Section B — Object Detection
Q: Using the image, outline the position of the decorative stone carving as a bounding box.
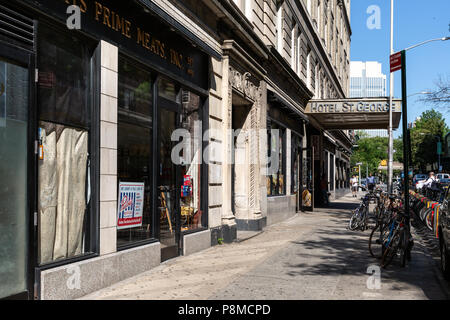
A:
[229,67,259,102]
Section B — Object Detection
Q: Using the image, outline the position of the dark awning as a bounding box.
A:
[268,90,310,124]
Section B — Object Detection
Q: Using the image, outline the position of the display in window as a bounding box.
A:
[179,91,202,231]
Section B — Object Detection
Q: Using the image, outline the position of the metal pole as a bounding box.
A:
[359,164,361,192]
[388,0,394,194]
[401,50,410,225]
[438,136,441,172]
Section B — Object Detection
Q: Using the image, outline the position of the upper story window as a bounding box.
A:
[233,0,251,19]
[276,3,283,53]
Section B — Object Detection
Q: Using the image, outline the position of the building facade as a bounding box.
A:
[350,61,388,138]
[0,0,352,300]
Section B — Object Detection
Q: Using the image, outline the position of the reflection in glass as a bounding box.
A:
[267,121,285,196]
[38,25,91,129]
[180,91,203,231]
[117,57,153,247]
[158,78,178,102]
[159,109,177,254]
[0,59,28,298]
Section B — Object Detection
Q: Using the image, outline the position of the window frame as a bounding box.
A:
[35,20,100,269]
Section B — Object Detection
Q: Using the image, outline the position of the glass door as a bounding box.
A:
[158,105,180,261]
[0,52,31,299]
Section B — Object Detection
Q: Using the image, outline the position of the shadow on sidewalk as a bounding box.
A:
[283,200,449,299]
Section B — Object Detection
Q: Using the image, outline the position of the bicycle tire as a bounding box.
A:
[425,210,434,231]
[369,224,383,258]
[381,230,401,268]
[349,210,360,230]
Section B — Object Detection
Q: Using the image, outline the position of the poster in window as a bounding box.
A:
[117,182,145,230]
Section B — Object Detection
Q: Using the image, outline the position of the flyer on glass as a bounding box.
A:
[117,182,145,230]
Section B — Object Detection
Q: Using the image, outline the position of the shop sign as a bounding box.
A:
[306,99,402,114]
[24,0,208,89]
[117,182,145,230]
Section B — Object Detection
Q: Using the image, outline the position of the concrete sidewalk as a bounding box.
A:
[80,193,450,300]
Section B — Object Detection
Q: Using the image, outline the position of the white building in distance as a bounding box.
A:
[350,61,388,138]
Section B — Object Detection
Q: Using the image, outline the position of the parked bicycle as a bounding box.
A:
[348,193,371,231]
[380,208,412,268]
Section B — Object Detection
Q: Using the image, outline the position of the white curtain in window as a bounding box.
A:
[53,128,88,260]
[38,129,57,264]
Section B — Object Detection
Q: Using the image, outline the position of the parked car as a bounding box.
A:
[438,187,450,279]
[441,179,450,187]
[437,173,450,181]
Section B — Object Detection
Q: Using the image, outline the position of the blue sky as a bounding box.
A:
[350,0,450,137]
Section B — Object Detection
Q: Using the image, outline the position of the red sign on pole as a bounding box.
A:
[390,52,402,73]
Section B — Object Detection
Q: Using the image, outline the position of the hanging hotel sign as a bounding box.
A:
[23,0,208,89]
[305,98,402,114]
[117,182,145,230]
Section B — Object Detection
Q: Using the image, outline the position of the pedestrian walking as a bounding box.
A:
[367,173,375,192]
[350,175,358,198]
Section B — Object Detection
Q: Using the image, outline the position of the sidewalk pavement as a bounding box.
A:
[80,192,450,300]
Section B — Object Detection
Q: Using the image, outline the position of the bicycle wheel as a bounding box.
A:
[381,230,401,268]
[349,210,360,230]
[419,206,429,222]
[369,224,383,258]
[425,210,434,231]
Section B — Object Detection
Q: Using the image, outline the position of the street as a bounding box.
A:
[81,193,450,300]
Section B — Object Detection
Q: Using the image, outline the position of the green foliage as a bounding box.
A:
[393,138,403,163]
[409,109,449,171]
[351,136,388,175]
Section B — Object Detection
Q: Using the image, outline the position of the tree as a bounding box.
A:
[393,138,403,163]
[409,109,449,171]
[351,136,388,176]
[419,74,450,110]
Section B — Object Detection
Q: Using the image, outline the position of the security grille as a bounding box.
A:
[0,4,34,51]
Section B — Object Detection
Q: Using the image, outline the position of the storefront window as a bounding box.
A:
[267,120,285,196]
[37,24,94,265]
[158,78,178,102]
[117,56,153,247]
[180,90,203,231]
[291,134,302,194]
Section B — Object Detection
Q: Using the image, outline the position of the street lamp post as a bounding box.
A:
[388,0,394,194]
[356,162,363,191]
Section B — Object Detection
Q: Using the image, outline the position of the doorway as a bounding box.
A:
[158,104,181,262]
[0,44,34,299]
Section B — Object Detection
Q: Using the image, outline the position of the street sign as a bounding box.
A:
[390,52,402,73]
[437,141,442,155]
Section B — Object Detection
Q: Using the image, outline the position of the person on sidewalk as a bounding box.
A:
[350,175,358,198]
[367,173,376,192]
